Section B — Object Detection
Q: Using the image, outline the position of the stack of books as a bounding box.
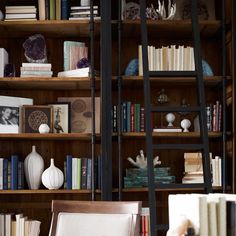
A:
[0,213,41,236]
[20,63,53,77]
[124,167,175,188]
[4,6,37,21]
[69,5,100,20]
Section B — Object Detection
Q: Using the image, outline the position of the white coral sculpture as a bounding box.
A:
[127,150,161,169]
[156,0,176,20]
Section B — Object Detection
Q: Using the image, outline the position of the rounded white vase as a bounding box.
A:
[24,145,44,190]
[42,158,64,190]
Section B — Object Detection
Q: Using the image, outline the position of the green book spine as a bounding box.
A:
[50,0,56,20]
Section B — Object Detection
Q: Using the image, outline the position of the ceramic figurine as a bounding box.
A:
[0,11,4,21]
[156,0,176,20]
[181,119,191,132]
[166,113,175,127]
[127,150,161,169]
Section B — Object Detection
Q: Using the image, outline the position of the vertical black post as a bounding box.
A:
[100,0,112,200]
[89,0,95,201]
[191,0,212,193]
[233,0,236,193]
[117,0,123,201]
[140,0,157,235]
[221,0,227,193]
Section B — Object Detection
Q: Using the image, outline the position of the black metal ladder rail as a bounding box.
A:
[140,0,212,235]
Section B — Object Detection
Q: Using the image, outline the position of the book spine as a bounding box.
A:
[3,159,8,190]
[140,107,145,132]
[64,161,67,189]
[66,155,72,189]
[72,158,78,189]
[126,101,131,132]
[131,104,135,132]
[45,0,50,20]
[17,162,24,190]
[218,103,222,131]
[11,155,18,190]
[86,158,92,189]
[113,105,117,132]
[38,0,46,20]
[81,158,87,189]
[122,102,127,132]
[0,158,3,190]
[77,158,81,189]
[61,0,69,20]
[49,0,55,20]
[97,155,101,189]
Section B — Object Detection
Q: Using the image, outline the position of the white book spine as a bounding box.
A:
[0,48,9,77]
[138,45,143,76]
[72,158,78,189]
[218,157,222,186]
[0,158,3,190]
[211,158,217,186]
[38,0,46,20]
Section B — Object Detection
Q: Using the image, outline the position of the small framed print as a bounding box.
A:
[48,102,71,133]
[22,105,53,133]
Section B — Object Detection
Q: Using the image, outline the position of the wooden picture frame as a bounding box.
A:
[48,102,71,133]
[22,105,53,133]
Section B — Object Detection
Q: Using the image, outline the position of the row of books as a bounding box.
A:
[138,45,195,76]
[64,155,101,190]
[168,193,236,236]
[206,101,222,132]
[4,6,37,21]
[124,167,175,188]
[69,5,100,20]
[182,152,222,187]
[0,213,41,236]
[113,102,145,133]
[20,63,52,78]
[0,156,24,190]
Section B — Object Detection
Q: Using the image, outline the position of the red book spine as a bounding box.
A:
[131,104,135,132]
[212,104,217,132]
[218,103,222,131]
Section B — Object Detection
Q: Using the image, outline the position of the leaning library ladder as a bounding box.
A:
[139,0,213,235]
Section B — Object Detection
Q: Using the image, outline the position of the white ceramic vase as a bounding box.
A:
[166,113,175,127]
[80,0,90,6]
[24,145,44,190]
[42,159,64,190]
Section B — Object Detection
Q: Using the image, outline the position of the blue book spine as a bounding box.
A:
[61,0,69,20]
[17,162,24,190]
[3,159,8,190]
[126,101,131,132]
[66,155,72,189]
[11,155,18,190]
[122,102,127,132]
[86,159,92,189]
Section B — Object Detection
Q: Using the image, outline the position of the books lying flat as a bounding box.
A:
[6,8,37,14]
[5,13,36,19]
[22,63,52,69]
[153,128,182,132]
[71,6,98,10]
[58,67,89,77]
[70,10,98,15]
[69,16,101,20]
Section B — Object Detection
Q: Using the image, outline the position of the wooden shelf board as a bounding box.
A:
[122,20,221,38]
[120,76,228,87]
[0,77,100,90]
[122,132,222,138]
[0,133,99,140]
[0,20,101,38]
[0,189,92,194]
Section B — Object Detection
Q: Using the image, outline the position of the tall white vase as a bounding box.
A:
[24,145,44,190]
[42,159,64,190]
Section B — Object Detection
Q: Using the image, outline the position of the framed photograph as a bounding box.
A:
[48,102,71,133]
[22,105,53,133]
[0,96,33,133]
[57,97,100,134]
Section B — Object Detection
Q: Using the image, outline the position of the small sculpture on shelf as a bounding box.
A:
[166,113,175,127]
[38,123,50,134]
[156,0,176,20]
[181,118,191,132]
[127,150,161,169]
[122,2,140,20]
[0,10,4,21]
[157,89,169,104]
[178,98,190,116]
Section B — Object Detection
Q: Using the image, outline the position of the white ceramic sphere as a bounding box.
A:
[181,119,191,132]
[81,0,90,6]
[38,123,50,133]
[166,113,175,126]
[42,159,64,190]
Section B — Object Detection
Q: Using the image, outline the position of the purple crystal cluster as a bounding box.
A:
[77,57,90,69]
[23,34,47,63]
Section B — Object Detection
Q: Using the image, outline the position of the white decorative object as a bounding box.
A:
[127,150,161,169]
[156,0,176,20]
[38,123,50,133]
[80,0,90,6]
[181,119,191,132]
[24,145,44,190]
[42,158,64,190]
[166,113,175,127]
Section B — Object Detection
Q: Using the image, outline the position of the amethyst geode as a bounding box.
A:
[77,57,90,69]
[23,34,47,63]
